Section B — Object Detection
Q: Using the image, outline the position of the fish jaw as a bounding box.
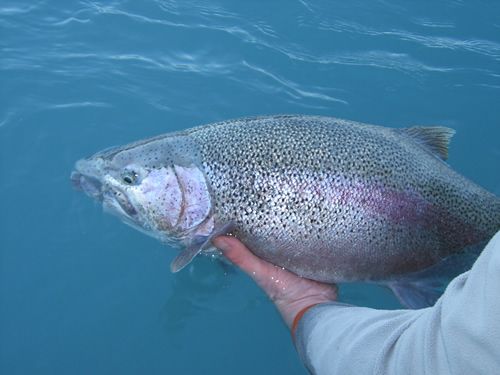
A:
[71,158,107,201]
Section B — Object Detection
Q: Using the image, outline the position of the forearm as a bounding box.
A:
[294,231,500,375]
[295,303,427,375]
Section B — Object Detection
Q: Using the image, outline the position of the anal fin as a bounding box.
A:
[384,243,483,309]
[388,279,444,309]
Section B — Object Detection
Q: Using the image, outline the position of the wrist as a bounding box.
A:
[291,304,319,340]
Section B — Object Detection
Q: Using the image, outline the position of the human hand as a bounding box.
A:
[213,236,338,332]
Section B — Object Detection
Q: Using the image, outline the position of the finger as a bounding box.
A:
[213,236,275,281]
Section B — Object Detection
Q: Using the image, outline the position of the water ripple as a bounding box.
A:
[389,33,500,61]
[51,17,91,26]
[109,52,233,75]
[2,0,499,120]
[65,1,463,79]
[318,20,500,61]
[241,61,348,105]
[0,110,16,128]
[329,51,452,73]
[0,3,40,15]
[412,18,455,29]
[47,101,112,110]
[297,0,315,13]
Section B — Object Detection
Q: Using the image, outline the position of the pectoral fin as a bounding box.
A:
[170,238,206,273]
[170,222,236,273]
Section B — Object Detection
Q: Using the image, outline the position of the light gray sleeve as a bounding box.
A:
[295,231,500,375]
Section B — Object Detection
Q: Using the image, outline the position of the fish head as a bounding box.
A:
[71,137,212,243]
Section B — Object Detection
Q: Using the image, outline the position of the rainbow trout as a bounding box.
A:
[71,115,500,308]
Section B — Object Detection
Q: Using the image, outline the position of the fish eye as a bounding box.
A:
[122,170,138,185]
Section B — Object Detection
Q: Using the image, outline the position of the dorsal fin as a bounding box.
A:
[401,126,456,160]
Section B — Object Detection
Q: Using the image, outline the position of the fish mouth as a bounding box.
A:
[71,170,103,199]
[71,158,105,198]
[71,158,137,218]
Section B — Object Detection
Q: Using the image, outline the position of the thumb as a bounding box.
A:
[213,236,271,282]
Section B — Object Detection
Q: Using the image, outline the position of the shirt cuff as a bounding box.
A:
[294,302,354,373]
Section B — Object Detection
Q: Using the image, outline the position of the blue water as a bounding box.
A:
[1,1,499,374]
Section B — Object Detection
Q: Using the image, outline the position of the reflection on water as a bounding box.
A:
[160,255,263,334]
